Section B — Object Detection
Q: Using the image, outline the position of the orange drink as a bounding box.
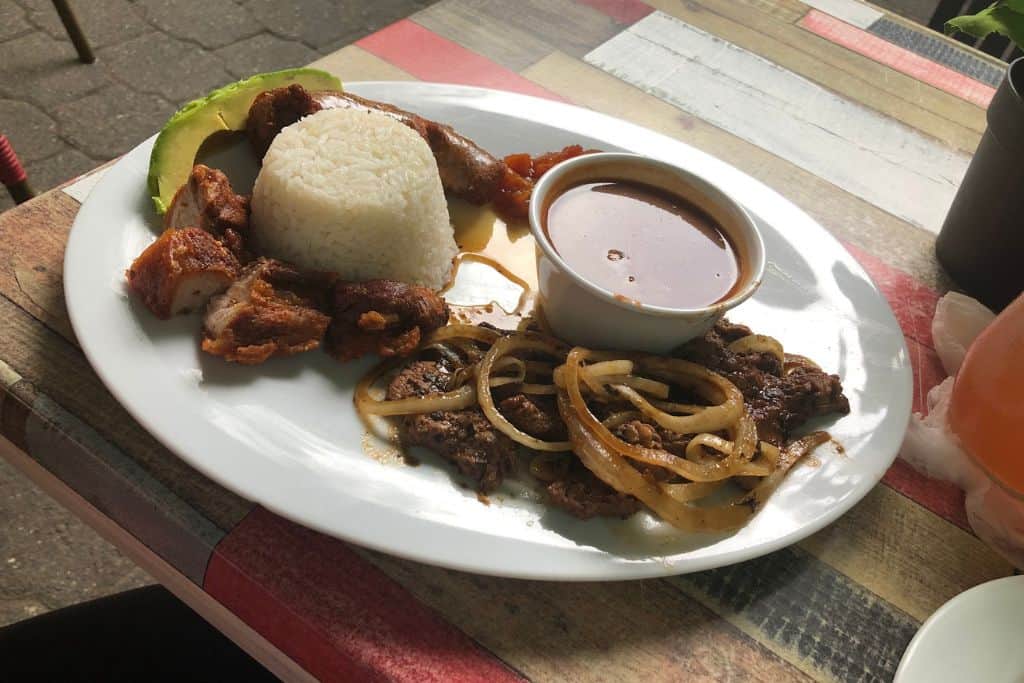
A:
[948,293,1024,497]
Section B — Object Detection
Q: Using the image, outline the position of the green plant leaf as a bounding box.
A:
[945,2,1024,49]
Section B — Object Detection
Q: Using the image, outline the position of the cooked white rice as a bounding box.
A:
[250,107,456,290]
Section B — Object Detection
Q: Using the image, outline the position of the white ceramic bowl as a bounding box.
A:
[528,153,765,352]
[895,575,1024,683]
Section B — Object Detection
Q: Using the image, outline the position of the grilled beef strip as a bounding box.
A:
[387,359,516,493]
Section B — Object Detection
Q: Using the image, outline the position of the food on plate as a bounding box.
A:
[124,73,851,536]
[386,358,517,492]
[358,320,849,530]
[126,227,240,319]
[250,107,457,291]
[164,164,250,259]
[148,68,341,214]
[545,180,741,308]
[326,280,450,362]
[494,145,596,219]
[247,84,505,204]
[202,258,333,364]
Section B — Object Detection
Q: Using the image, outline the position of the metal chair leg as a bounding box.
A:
[0,135,36,205]
[51,0,95,64]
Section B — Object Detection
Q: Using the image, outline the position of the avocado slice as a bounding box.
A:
[148,68,342,214]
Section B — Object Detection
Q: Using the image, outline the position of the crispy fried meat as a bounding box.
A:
[201,258,333,364]
[164,164,250,259]
[126,227,240,319]
[327,280,449,362]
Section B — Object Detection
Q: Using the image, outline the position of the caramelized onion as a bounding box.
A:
[783,353,822,376]
[518,383,557,395]
[360,385,478,416]
[661,480,725,503]
[359,324,835,532]
[563,348,762,482]
[423,324,501,347]
[559,393,753,531]
[738,432,830,509]
[355,356,478,418]
[602,411,643,429]
[605,376,671,399]
[477,334,571,451]
[728,334,785,364]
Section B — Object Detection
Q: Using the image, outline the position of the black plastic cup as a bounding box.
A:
[936,57,1024,311]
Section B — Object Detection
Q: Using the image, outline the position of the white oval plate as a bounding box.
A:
[896,575,1024,682]
[64,82,911,580]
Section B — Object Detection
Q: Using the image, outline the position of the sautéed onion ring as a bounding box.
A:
[356,329,838,532]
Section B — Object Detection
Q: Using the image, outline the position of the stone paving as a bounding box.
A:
[0,0,435,213]
[0,0,434,628]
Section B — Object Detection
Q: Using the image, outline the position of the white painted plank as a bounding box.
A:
[800,0,883,29]
[584,11,969,234]
[62,166,109,204]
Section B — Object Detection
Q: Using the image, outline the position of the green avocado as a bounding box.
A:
[147,68,342,214]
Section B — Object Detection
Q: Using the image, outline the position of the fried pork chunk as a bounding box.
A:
[326,280,449,362]
[126,227,240,319]
[202,258,332,364]
[387,360,516,493]
[164,164,250,259]
[247,85,505,204]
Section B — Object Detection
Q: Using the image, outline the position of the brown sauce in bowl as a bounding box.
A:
[544,180,741,309]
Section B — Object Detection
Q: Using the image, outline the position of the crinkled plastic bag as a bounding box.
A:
[899,293,1024,569]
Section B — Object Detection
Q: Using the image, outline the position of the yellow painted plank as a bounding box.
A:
[643,0,985,149]
[521,51,950,289]
[365,552,809,682]
[740,0,808,23]
[309,45,417,82]
[801,484,1014,622]
[415,0,622,71]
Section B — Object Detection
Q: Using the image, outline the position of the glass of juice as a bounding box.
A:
[948,292,1024,498]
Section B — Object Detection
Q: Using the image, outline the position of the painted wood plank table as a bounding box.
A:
[0,0,1017,680]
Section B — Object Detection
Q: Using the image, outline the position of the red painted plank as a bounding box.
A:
[575,0,654,24]
[205,507,524,683]
[799,10,996,108]
[357,19,566,101]
[837,244,970,527]
[843,241,940,349]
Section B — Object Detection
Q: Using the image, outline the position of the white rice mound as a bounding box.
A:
[250,107,456,290]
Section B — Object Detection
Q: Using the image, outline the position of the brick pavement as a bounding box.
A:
[0,0,436,212]
[0,0,434,628]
